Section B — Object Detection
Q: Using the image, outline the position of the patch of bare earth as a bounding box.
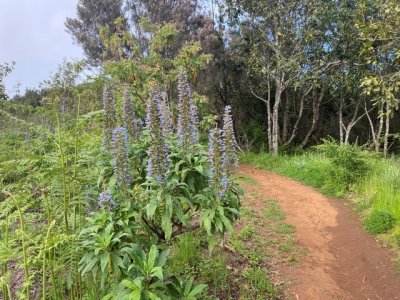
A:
[237,164,400,300]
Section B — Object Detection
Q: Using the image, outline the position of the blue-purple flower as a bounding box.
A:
[159,91,173,136]
[209,128,229,199]
[103,85,117,149]
[111,127,132,187]
[146,89,170,183]
[222,105,238,173]
[177,72,199,149]
[122,85,141,141]
[98,189,116,210]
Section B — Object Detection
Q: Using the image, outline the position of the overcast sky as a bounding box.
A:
[0,0,83,96]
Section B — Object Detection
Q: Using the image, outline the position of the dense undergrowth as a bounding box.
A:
[0,72,244,299]
[241,140,400,264]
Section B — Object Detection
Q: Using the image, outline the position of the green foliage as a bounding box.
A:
[0,23,242,299]
[242,139,371,196]
[315,139,371,194]
[364,210,396,235]
[358,158,400,219]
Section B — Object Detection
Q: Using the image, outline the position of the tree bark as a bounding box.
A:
[272,78,283,155]
[339,96,344,144]
[282,85,312,147]
[282,92,290,144]
[299,87,325,149]
[383,101,390,157]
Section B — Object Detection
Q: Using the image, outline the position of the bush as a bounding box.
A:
[364,210,396,235]
[315,139,370,194]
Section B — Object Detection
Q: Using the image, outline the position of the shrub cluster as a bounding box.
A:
[78,73,242,298]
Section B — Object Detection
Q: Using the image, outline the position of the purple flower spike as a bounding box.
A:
[98,189,116,210]
[111,127,132,187]
[103,85,117,149]
[209,128,229,199]
[222,105,238,173]
[122,85,141,141]
[145,88,171,183]
[177,72,199,149]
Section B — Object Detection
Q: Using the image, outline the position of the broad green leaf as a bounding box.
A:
[188,284,207,297]
[100,252,110,273]
[147,245,158,270]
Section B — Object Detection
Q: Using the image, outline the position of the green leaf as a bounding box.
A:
[121,278,141,291]
[188,284,207,297]
[194,165,203,174]
[162,196,173,240]
[156,249,169,268]
[218,206,233,233]
[100,252,110,273]
[203,217,212,235]
[146,197,159,218]
[147,245,158,270]
[111,253,125,269]
[150,266,163,281]
[81,257,98,276]
[184,277,194,295]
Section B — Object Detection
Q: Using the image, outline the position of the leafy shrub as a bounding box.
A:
[316,139,370,194]
[364,210,396,235]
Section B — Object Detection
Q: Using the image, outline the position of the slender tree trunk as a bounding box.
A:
[365,101,378,150]
[272,80,283,155]
[266,101,273,151]
[249,83,272,151]
[267,79,273,151]
[339,96,344,144]
[283,85,312,147]
[343,99,364,145]
[299,88,325,149]
[282,92,290,144]
[376,100,385,152]
[383,101,390,157]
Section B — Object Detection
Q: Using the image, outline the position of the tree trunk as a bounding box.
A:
[299,88,325,149]
[383,101,390,157]
[339,96,344,144]
[376,100,385,152]
[282,85,312,147]
[272,80,283,155]
[282,92,290,144]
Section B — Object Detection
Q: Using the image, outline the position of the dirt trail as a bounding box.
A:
[237,165,400,300]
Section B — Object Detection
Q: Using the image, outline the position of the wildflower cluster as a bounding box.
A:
[103,85,117,149]
[111,127,132,187]
[146,89,170,183]
[98,189,116,210]
[122,85,142,141]
[177,72,199,149]
[222,105,238,174]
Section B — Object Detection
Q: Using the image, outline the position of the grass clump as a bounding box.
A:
[364,210,396,235]
[241,267,277,299]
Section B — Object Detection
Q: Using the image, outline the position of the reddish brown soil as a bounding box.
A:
[237,164,400,300]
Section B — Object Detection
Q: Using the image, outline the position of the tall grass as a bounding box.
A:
[358,158,400,220]
[240,152,339,195]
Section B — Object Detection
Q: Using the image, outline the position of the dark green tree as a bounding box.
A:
[65,0,128,65]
